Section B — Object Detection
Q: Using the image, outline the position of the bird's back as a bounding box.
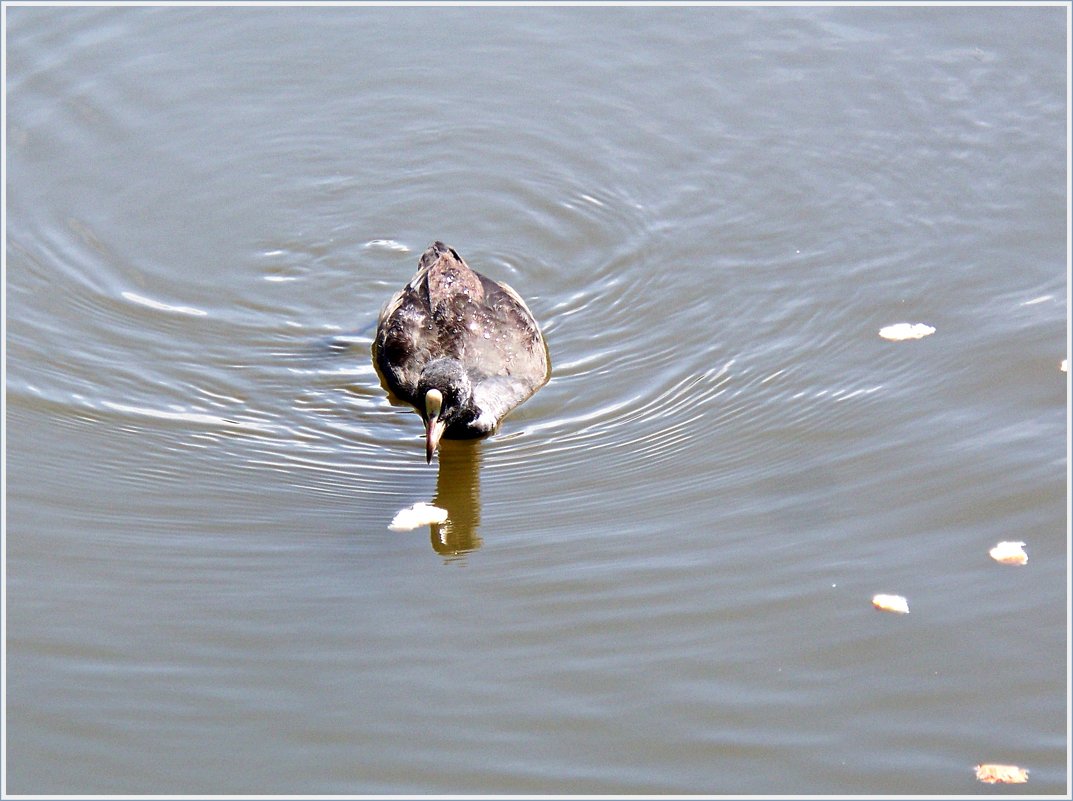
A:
[373,242,549,421]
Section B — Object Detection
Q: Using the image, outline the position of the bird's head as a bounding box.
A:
[417,359,474,463]
[422,388,446,464]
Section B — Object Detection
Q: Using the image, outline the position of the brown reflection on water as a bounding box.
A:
[430,439,483,557]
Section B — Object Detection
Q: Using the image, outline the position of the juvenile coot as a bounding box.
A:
[373,241,550,463]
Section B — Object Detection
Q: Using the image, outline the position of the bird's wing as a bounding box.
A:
[470,376,537,433]
[473,275,549,379]
[374,285,433,403]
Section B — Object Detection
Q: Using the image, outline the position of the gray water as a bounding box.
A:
[5,5,1069,795]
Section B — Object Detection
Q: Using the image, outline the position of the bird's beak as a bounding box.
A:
[424,388,445,464]
[426,417,446,464]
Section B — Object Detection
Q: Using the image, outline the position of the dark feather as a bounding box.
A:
[373,242,550,440]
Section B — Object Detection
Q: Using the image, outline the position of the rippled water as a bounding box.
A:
[5,6,1069,795]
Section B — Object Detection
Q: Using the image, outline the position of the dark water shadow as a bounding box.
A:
[316,328,373,355]
[430,439,483,559]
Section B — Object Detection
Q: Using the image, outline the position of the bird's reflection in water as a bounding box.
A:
[429,439,483,558]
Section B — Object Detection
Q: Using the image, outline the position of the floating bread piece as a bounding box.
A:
[871,593,910,614]
[989,541,1028,565]
[878,323,936,341]
[974,763,1028,784]
[388,502,448,531]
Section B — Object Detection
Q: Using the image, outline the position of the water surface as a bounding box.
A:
[5,5,1069,794]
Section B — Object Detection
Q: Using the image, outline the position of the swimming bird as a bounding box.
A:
[373,241,550,463]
